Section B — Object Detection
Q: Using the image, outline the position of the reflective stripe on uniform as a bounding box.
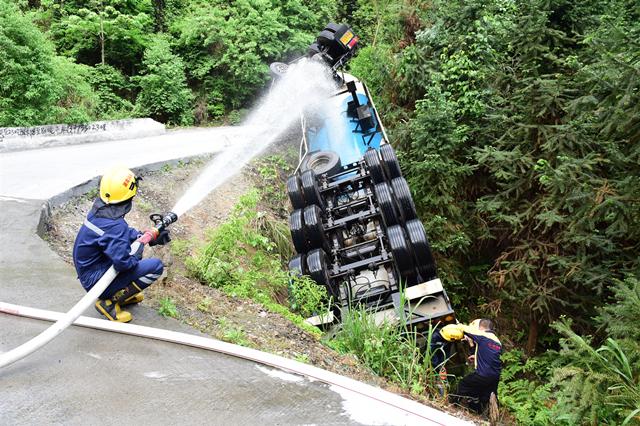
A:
[83,219,105,236]
[139,277,153,285]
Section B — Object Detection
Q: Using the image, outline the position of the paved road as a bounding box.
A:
[0,127,249,200]
[0,131,472,425]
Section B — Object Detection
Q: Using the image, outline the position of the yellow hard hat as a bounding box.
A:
[99,166,138,204]
[440,324,464,342]
[470,319,482,329]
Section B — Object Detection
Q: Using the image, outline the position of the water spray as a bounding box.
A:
[0,212,178,369]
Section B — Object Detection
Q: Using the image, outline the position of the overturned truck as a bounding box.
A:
[276,23,455,333]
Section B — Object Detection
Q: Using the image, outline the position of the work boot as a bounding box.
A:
[121,292,144,306]
[95,299,132,323]
[115,283,144,306]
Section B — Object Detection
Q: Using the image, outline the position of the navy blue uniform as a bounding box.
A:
[440,323,502,413]
[73,199,163,299]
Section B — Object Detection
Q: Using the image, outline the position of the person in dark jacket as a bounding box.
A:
[73,166,169,323]
[441,319,502,414]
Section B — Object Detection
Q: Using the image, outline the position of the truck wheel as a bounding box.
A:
[364,148,385,183]
[287,174,305,210]
[301,151,341,176]
[307,249,339,302]
[317,30,335,46]
[289,209,308,253]
[405,219,437,281]
[303,205,327,250]
[288,253,307,276]
[323,22,341,33]
[374,182,399,228]
[388,225,416,280]
[300,169,324,208]
[269,62,289,79]
[307,42,322,56]
[391,177,417,222]
[380,144,402,179]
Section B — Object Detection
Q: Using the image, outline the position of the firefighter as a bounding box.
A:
[72,166,170,323]
[442,319,502,414]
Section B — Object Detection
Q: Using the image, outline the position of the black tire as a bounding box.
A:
[287,175,305,210]
[317,29,335,45]
[380,144,402,179]
[374,182,399,228]
[364,149,385,184]
[289,209,307,253]
[303,205,327,250]
[307,249,339,302]
[323,22,341,33]
[405,219,437,281]
[269,62,289,79]
[307,42,322,56]
[301,150,341,176]
[300,169,324,208]
[288,254,307,276]
[391,177,417,222]
[388,225,416,280]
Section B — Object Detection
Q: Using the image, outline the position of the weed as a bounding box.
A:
[330,292,447,397]
[295,353,310,364]
[218,317,251,346]
[158,297,178,318]
[136,199,153,213]
[187,191,321,337]
[223,327,250,346]
[85,187,99,201]
[288,274,328,318]
[197,297,212,313]
[170,238,190,258]
[161,163,173,173]
[251,155,292,212]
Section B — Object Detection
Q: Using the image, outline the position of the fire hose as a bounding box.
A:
[0,212,178,369]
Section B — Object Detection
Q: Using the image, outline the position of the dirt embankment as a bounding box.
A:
[45,148,480,423]
[45,154,391,382]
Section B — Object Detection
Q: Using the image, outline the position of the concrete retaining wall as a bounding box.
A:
[0,118,165,153]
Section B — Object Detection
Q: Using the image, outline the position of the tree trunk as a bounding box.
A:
[526,315,538,355]
[99,12,105,65]
[153,0,166,32]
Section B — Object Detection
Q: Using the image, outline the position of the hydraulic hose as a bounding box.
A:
[0,212,176,369]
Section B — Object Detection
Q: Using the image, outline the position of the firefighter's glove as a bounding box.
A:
[150,230,171,246]
[133,243,144,260]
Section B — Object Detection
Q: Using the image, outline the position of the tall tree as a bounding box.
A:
[134,35,193,125]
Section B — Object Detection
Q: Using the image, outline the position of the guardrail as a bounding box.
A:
[0,118,165,153]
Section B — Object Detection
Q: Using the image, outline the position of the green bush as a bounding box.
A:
[549,277,640,425]
[86,64,134,119]
[186,191,320,336]
[158,297,178,318]
[134,35,193,125]
[288,274,328,318]
[0,0,60,126]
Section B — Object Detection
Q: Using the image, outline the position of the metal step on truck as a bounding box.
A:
[272,23,456,335]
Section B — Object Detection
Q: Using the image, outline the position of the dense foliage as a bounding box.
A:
[345,0,639,422]
[1,0,336,126]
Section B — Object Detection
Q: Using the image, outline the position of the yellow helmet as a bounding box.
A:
[99,166,138,204]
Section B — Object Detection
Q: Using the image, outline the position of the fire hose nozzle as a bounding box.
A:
[138,212,178,245]
[149,212,179,232]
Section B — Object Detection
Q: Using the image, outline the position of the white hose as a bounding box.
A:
[0,241,141,369]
